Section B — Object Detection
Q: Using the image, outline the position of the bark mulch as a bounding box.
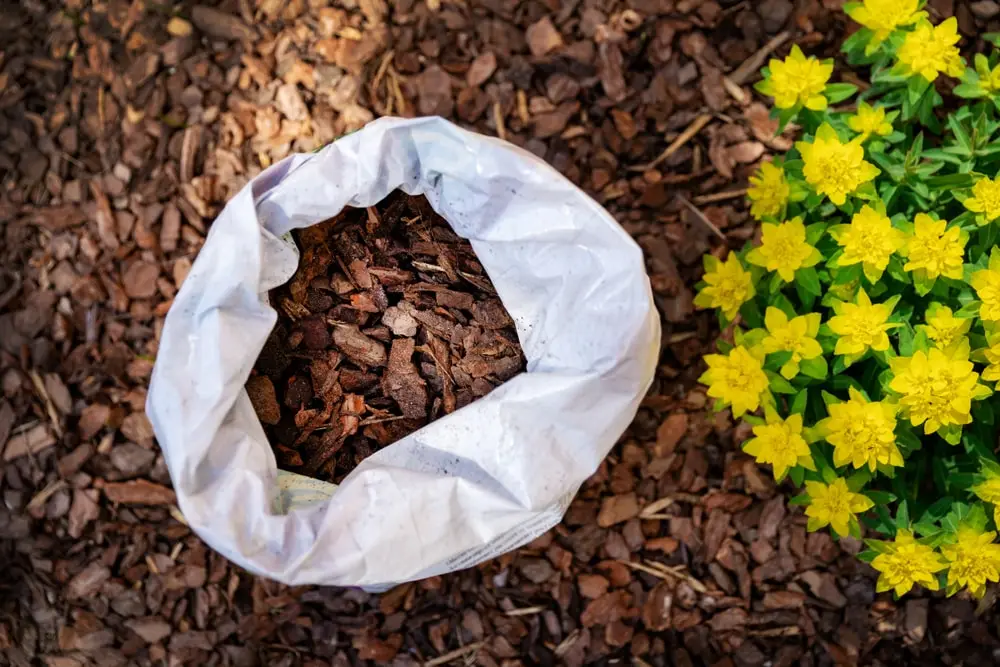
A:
[3,0,1000,665]
[250,193,526,482]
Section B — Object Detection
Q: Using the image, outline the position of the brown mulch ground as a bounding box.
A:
[4,0,1000,666]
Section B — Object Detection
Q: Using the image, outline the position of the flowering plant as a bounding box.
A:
[698,1,1000,599]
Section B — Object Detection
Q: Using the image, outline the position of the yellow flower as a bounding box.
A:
[871,530,948,597]
[804,478,874,536]
[818,387,902,472]
[980,335,1000,382]
[897,18,964,82]
[847,102,893,141]
[694,253,755,321]
[746,217,822,282]
[700,346,769,417]
[797,124,880,206]
[964,176,1000,224]
[921,304,972,352]
[760,307,823,379]
[971,252,1000,323]
[902,213,966,282]
[975,54,1000,94]
[747,162,789,221]
[742,411,815,480]
[829,204,906,282]
[972,468,1000,527]
[940,525,1000,598]
[846,0,924,50]
[756,44,832,110]
[889,346,991,435]
[828,288,895,358]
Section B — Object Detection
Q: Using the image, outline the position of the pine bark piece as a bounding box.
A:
[332,325,387,367]
[383,338,428,419]
[246,376,281,425]
[102,479,177,505]
[190,6,256,41]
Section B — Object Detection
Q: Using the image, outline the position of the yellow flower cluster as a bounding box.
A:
[695,4,1000,602]
[798,124,879,206]
[897,18,964,81]
[846,0,924,50]
[756,45,833,110]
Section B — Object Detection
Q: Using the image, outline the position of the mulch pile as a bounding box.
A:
[249,193,525,481]
[3,0,1000,665]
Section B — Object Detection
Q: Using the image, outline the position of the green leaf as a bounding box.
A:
[767,371,798,394]
[791,389,809,415]
[795,267,822,298]
[941,424,963,446]
[955,300,982,318]
[925,173,976,189]
[765,350,794,371]
[847,468,872,492]
[954,82,986,99]
[948,114,974,156]
[799,356,828,380]
[790,466,806,487]
[825,82,858,104]
[867,491,897,506]
[896,501,910,530]
[897,324,915,356]
[740,299,764,329]
[790,492,810,507]
[907,76,929,106]
[805,222,829,246]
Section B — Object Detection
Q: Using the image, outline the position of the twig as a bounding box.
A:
[169,505,188,526]
[629,114,712,172]
[639,496,675,518]
[29,370,63,438]
[505,605,545,616]
[722,76,749,104]
[617,559,671,580]
[729,30,791,85]
[677,195,727,242]
[554,630,581,657]
[26,479,67,512]
[644,561,709,593]
[665,331,699,344]
[693,189,747,205]
[492,101,506,141]
[423,642,484,667]
[358,414,408,426]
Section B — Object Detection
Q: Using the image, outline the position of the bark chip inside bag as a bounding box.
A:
[147,117,660,589]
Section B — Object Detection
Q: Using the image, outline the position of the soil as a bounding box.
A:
[248,192,525,482]
[3,0,1000,666]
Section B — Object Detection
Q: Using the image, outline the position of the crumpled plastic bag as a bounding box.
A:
[147,116,660,588]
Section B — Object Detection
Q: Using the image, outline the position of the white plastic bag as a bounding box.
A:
[147,116,660,588]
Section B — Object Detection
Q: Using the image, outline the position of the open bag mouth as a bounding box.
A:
[147,116,660,588]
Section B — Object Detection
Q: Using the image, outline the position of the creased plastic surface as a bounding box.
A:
[147,116,660,588]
